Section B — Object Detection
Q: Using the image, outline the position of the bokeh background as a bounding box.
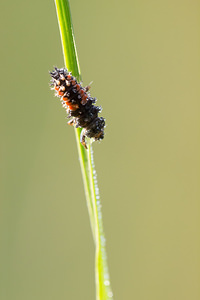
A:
[1,0,200,299]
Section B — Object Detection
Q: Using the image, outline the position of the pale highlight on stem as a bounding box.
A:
[87,144,113,300]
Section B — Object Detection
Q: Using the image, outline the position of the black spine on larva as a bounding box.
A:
[50,67,105,146]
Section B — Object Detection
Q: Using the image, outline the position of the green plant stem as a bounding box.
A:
[54,0,113,299]
[54,0,96,239]
[74,130,96,239]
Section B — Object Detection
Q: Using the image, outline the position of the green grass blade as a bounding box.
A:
[54,0,81,78]
[54,0,96,238]
[53,1,113,299]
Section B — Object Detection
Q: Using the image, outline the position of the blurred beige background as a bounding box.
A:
[1,0,200,299]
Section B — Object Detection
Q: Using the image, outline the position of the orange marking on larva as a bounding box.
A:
[54,86,59,91]
[67,75,71,80]
[63,98,71,105]
[71,80,76,86]
[58,91,64,96]
[68,104,79,111]
[81,94,88,105]
[76,84,81,91]
[62,96,69,102]
[80,89,84,96]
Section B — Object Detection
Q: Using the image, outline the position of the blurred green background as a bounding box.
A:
[1,0,200,299]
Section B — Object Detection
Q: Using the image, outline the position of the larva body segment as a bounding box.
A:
[50,67,105,149]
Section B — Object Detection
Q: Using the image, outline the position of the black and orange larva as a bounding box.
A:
[50,67,105,149]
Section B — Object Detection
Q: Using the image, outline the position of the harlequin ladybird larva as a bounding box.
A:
[50,67,105,149]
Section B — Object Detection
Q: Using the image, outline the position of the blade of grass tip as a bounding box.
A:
[54,0,113,299]
[54,0,96,239]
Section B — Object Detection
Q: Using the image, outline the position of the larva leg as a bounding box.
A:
[85,85,90,92]
[80,129,87,149]
[68,119,75,126]
[85,81,93,92]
